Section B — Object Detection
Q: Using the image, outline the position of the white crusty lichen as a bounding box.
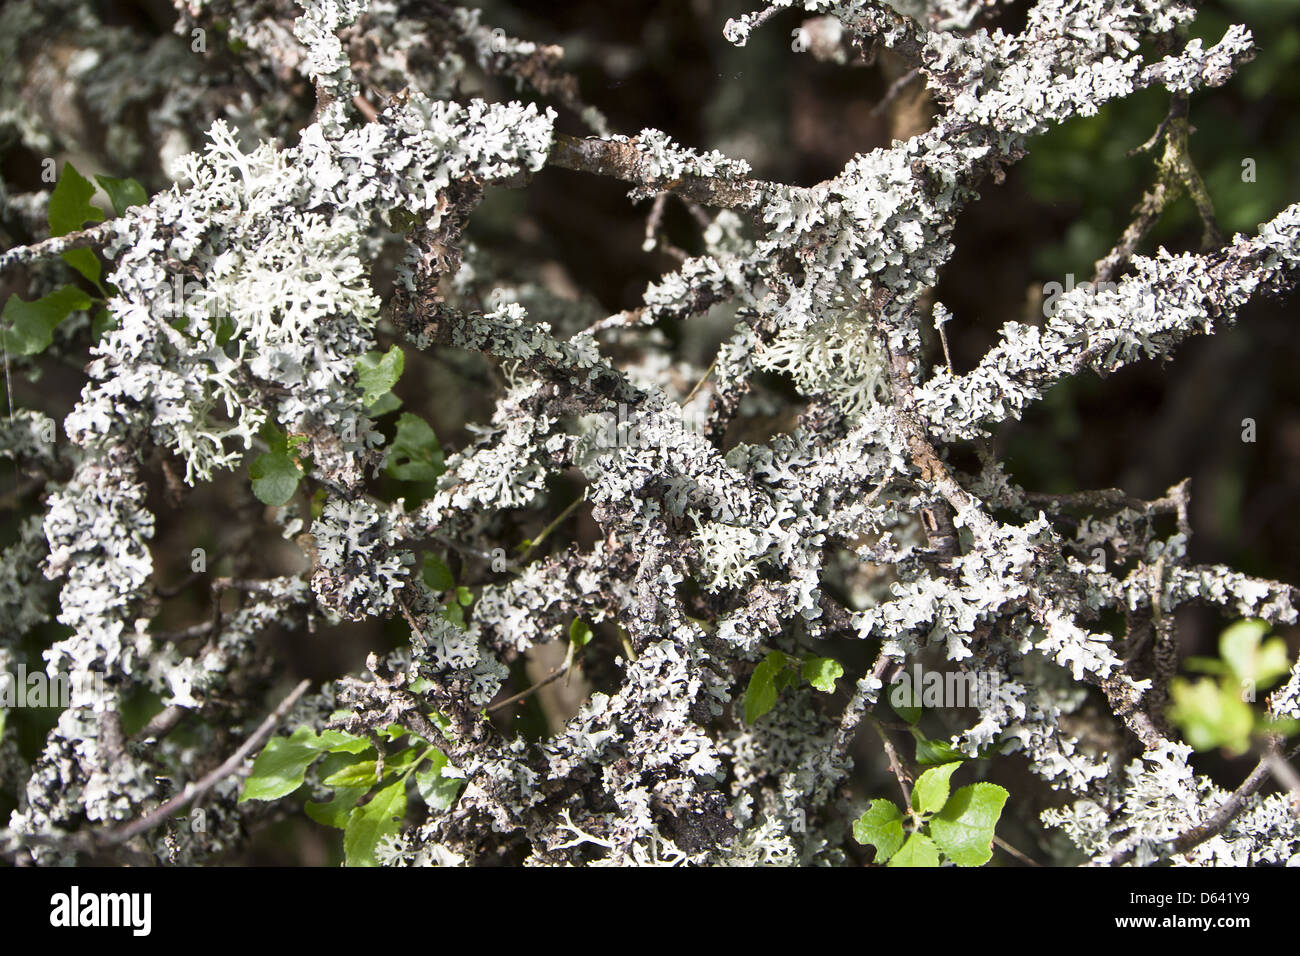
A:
[4,0,1300,868]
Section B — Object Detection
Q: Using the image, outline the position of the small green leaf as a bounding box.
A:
[774,664,799,693]
[315,750,364,782]
[214,314,236,346]
[888,680,922,724]
[912,761,961,815]
[443,601,465,629]
[62,248,102,286]
[384,747,424,776]
[1184,655,1229,676]
[91,307,115,343]
[801,655,843,693]
[1220,619,1291,687]
[423,553,454,591]
[569,618,593,650]
[356,346,405,408]
[93,174,147,217]
[250,426,304,506]
[1169,676,1254,754]
[912,729,969,768]
[888,832,941,867]
[322,759,389,789]
[305,786,368,829]
[48,163,104,237]
[852,799,905,863]
[316,730,372,754]
[239,733,324,802]
[367,392,402,416]
[48,163,105,285]
[414,750,462,811]
[2,286,92,356]
[385,413,443,482]
[344,780,407,866]
[929,782,1009,867]
[744,651,787,724]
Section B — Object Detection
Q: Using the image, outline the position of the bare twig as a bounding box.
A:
[993,835,1043,867]
[106,678,311,845]
[870,66,921,118]
[486,662,573,714]
[866,713,912,808]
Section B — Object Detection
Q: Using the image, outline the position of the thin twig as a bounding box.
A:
[682,359,717,407]
[106,678,311,845]
[519,490,588,563]
[870,66,921,118]
[486,663,572,713]
[396,593,428,646]
[993,835,1042,867]
[866,714,912,808]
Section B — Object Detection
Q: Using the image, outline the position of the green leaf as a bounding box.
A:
[250,426,304,506]
[367,392,402,416]
[888,680,922,724]
[569,618,593,650]
[93,174,147,217]
[801,655,843,693]
[1220,619,1292,687]
[315,750,364,782]
[305,786,368,829]
[774,663,799,693]
[317,730,372,754]
[344,781,407,866]
[214,314,236,347]
[414,750,463,811]
[888,833,941,867]
[455,585,473,607]
[322,760,381,788]
[91,307,115,343]
[383,747,424,777]
[929,782,1009,867]
[443,601,465,629]
[912,728,969,767]
[356,346,404,408]
[2,286,92,356]
[62,248,101,286]
[239,733,324,802]
[912,761,961,815]
[385,413,443,482]
[48,163,105,285]
[1169,676,1255,754]
[852,799,905,863]
[744,651,787,724]
[48,163,104,237]
[422,553,454,591]
[1184,656,1229,676]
